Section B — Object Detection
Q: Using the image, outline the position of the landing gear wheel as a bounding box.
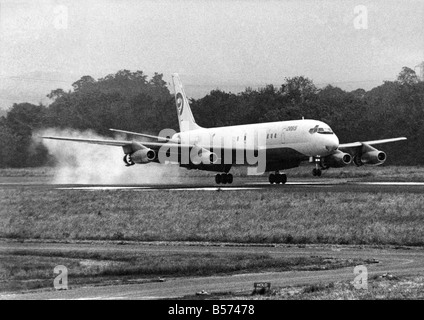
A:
[227,174,233,184]
[221,173,228,184]
[275,174,282,184]
[215,173,233,184]
[271,173,287,184]
[312,168,322,177]
[215,174,222,184]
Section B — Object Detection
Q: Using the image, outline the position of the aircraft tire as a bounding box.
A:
[227,174,233,184]
[221,174,228,184]
[275,174,282,184]
[215,174,221,184]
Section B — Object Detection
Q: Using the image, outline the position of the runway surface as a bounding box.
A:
[1,241,424,300]
[3,179,424,193]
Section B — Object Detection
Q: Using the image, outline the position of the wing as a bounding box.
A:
[109,128,179,143]
[42,136,131,146]
[339,137,407,149]
[42,132,261,166]
[42,132,260,152]
[42,135,192,150]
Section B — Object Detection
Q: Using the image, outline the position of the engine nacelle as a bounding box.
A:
[190,147,218,165]
[200,150,218,165]
[323,151,352,168]
[359,150,386,165]
[129,148,156,164]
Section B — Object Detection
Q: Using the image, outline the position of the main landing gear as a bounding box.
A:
[215,173,233,184]
[269,172,287,184]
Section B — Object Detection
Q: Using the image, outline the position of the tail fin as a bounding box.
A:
[172,73,202,132]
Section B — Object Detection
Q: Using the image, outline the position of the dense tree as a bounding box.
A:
[397,67,419,85]
[1,103,49,167]
[0,124,20,167]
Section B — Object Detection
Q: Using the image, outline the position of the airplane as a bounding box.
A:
[42,73,407,185]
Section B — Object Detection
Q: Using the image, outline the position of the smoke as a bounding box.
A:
[36,128,182,184]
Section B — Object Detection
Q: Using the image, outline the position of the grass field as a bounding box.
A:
[1,186,424,246]
[1,166,424,297]
[185,274,424,300]
[0,248,365,292]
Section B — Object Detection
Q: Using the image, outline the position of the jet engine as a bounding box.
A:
[354,150,386,166]
[124,148,156,166]
[323,150,352,168]
[198,150,218,165]
[190,147,218,165]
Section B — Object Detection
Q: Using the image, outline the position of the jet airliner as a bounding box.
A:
[43,74,406,184]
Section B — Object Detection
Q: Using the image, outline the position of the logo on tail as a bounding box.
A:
[176,92,184,115]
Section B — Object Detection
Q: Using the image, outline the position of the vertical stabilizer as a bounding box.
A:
[172,73,202,132]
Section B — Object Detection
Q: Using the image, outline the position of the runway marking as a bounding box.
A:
[54,181,424,191]
[171,187,261,191]
[360,182,424,186]
[56,186,150,190]
[56,186,262,191]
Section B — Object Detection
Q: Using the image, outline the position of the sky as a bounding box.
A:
[0,0,423,109]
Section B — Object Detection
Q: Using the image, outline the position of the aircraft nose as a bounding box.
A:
[325,135,339,152]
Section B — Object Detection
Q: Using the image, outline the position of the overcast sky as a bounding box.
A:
[0,0,423,109]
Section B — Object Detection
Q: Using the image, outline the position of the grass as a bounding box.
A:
[0,167,55,178]
[226,275,424,300]
[1,187,424,246]
[0,249,363,292]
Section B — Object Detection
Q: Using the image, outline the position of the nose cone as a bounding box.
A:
[325,134,339,152]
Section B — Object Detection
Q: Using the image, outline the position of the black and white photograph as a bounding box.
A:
[0,0,423,305]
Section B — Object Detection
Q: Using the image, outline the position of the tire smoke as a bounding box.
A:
[36,128,181,184]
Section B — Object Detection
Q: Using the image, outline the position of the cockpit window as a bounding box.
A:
[317,127,333,134]
[309,125,333,134]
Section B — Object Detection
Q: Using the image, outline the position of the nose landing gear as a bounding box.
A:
[312,168,322,177]
[311,156,328,177]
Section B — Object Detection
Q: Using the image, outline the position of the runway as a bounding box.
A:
[1,241,424,300]
[2,179,424,193]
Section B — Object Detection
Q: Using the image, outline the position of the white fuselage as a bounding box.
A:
[173,119,339,166]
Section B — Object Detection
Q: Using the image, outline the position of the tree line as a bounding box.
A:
[0,67,423,168]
